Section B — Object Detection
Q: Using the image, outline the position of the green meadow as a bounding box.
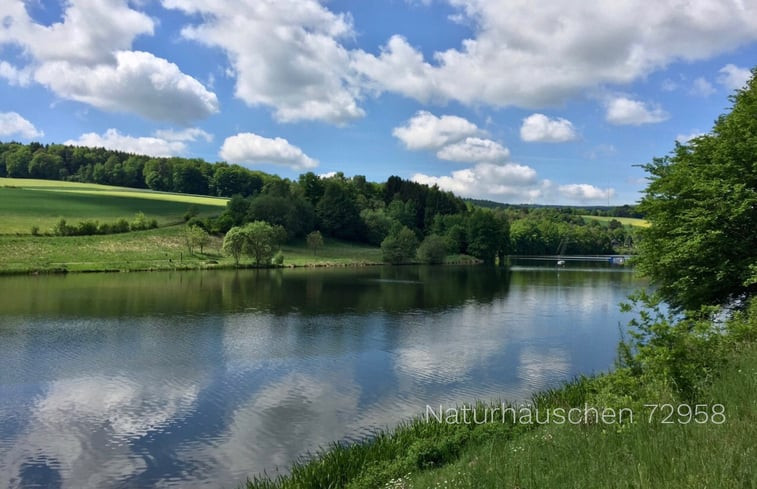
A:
[0,225,390,274]
[0,177,227,234]
[581,215,650,227]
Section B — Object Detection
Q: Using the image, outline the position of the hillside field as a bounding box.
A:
[0,177,227,234]
[582,215,650,227]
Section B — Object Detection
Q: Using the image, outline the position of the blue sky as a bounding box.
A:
[1,0,755,205]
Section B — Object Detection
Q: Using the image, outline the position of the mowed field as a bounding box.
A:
[582,215,650,227]
[0,178,228,234]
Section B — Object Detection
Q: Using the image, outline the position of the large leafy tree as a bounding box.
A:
[381,226,419,264]
[316,180,364,241]
[466,209,508,264]
[636,68,757,310]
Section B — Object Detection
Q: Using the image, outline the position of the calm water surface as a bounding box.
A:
[0,264,642,488]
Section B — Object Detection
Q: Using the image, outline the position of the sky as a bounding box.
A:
[0,0,755,205]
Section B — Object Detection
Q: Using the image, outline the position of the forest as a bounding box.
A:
[0,141,638,264]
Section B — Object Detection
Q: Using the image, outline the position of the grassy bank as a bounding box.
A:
[0,225,396,273]
[0,177,226,234]
[241,298,756,489]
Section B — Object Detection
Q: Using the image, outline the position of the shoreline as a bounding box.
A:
[0,255,484,276]
[239,300,756,489]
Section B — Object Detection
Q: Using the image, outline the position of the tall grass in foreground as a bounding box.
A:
[409,345,756,489]
[243,298,756,489]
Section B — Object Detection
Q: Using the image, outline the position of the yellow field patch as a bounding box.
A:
[0,177,228,207]
[582,215,650,228]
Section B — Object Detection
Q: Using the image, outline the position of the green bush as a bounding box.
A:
[417,234,447,264]
[381,226,418,264]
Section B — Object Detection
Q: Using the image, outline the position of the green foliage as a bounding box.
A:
[272,250,284,266]
[223,221,286,266]
[381,226,419,264]
[243,221,285,266]
[466,209,507,264]
[185,225,210,254]
[360,208,392,245]
[636,68,757,310]
[316,180,364,241]
[222,226,247,266]
[224,194,251,226]
[306,230,324,255]
[183,205,199,222]
[619,290,726,401]
[51,216,135,237]
[416,234,447,264]
[130,211,148,231]
[248,193,315,239]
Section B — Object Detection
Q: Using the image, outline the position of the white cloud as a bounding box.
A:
[520,113,578,142]
[412,161,614,204]
[605,96,668,125]
[436,137,509,163]
[0,111,44,139]
[352,35,439,103]
[558,184,614,202]
[717,64,751,91]
[0,0,217,123]
[219,133,318,170]
[690,77,715,96]
[0,61,32,86]
[34,51,218,124]
[352,1,757,109]
[392,111,480,150]
[412,162,542,201]
[676,131,705,144]
[153,127,213,143]
[163,0,363,124]
[64,129,188,157]
[0,0,154,65]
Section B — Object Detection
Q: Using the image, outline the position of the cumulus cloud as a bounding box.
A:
[392,111,481,150]
[219,133,318,170]
[605,97,668,125]
[717,64,751,91]
[436,137,510,163]
[351,1,757,108]
[412,161,614,204]
[0,0,217,123]
[558,184,614,202]
[64,129,188,157]
[0,111,44,139]
[163,0,363,124]
[153,127,213,143]
[520,113,578,142]
[0,61,32,86]
[33,51,218,124]
[412,162,543,201]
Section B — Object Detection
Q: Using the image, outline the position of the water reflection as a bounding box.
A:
[0,265,641,488]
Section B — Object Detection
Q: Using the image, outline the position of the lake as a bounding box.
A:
[0,263,642,488]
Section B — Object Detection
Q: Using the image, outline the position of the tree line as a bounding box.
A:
[1,140,638,264]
